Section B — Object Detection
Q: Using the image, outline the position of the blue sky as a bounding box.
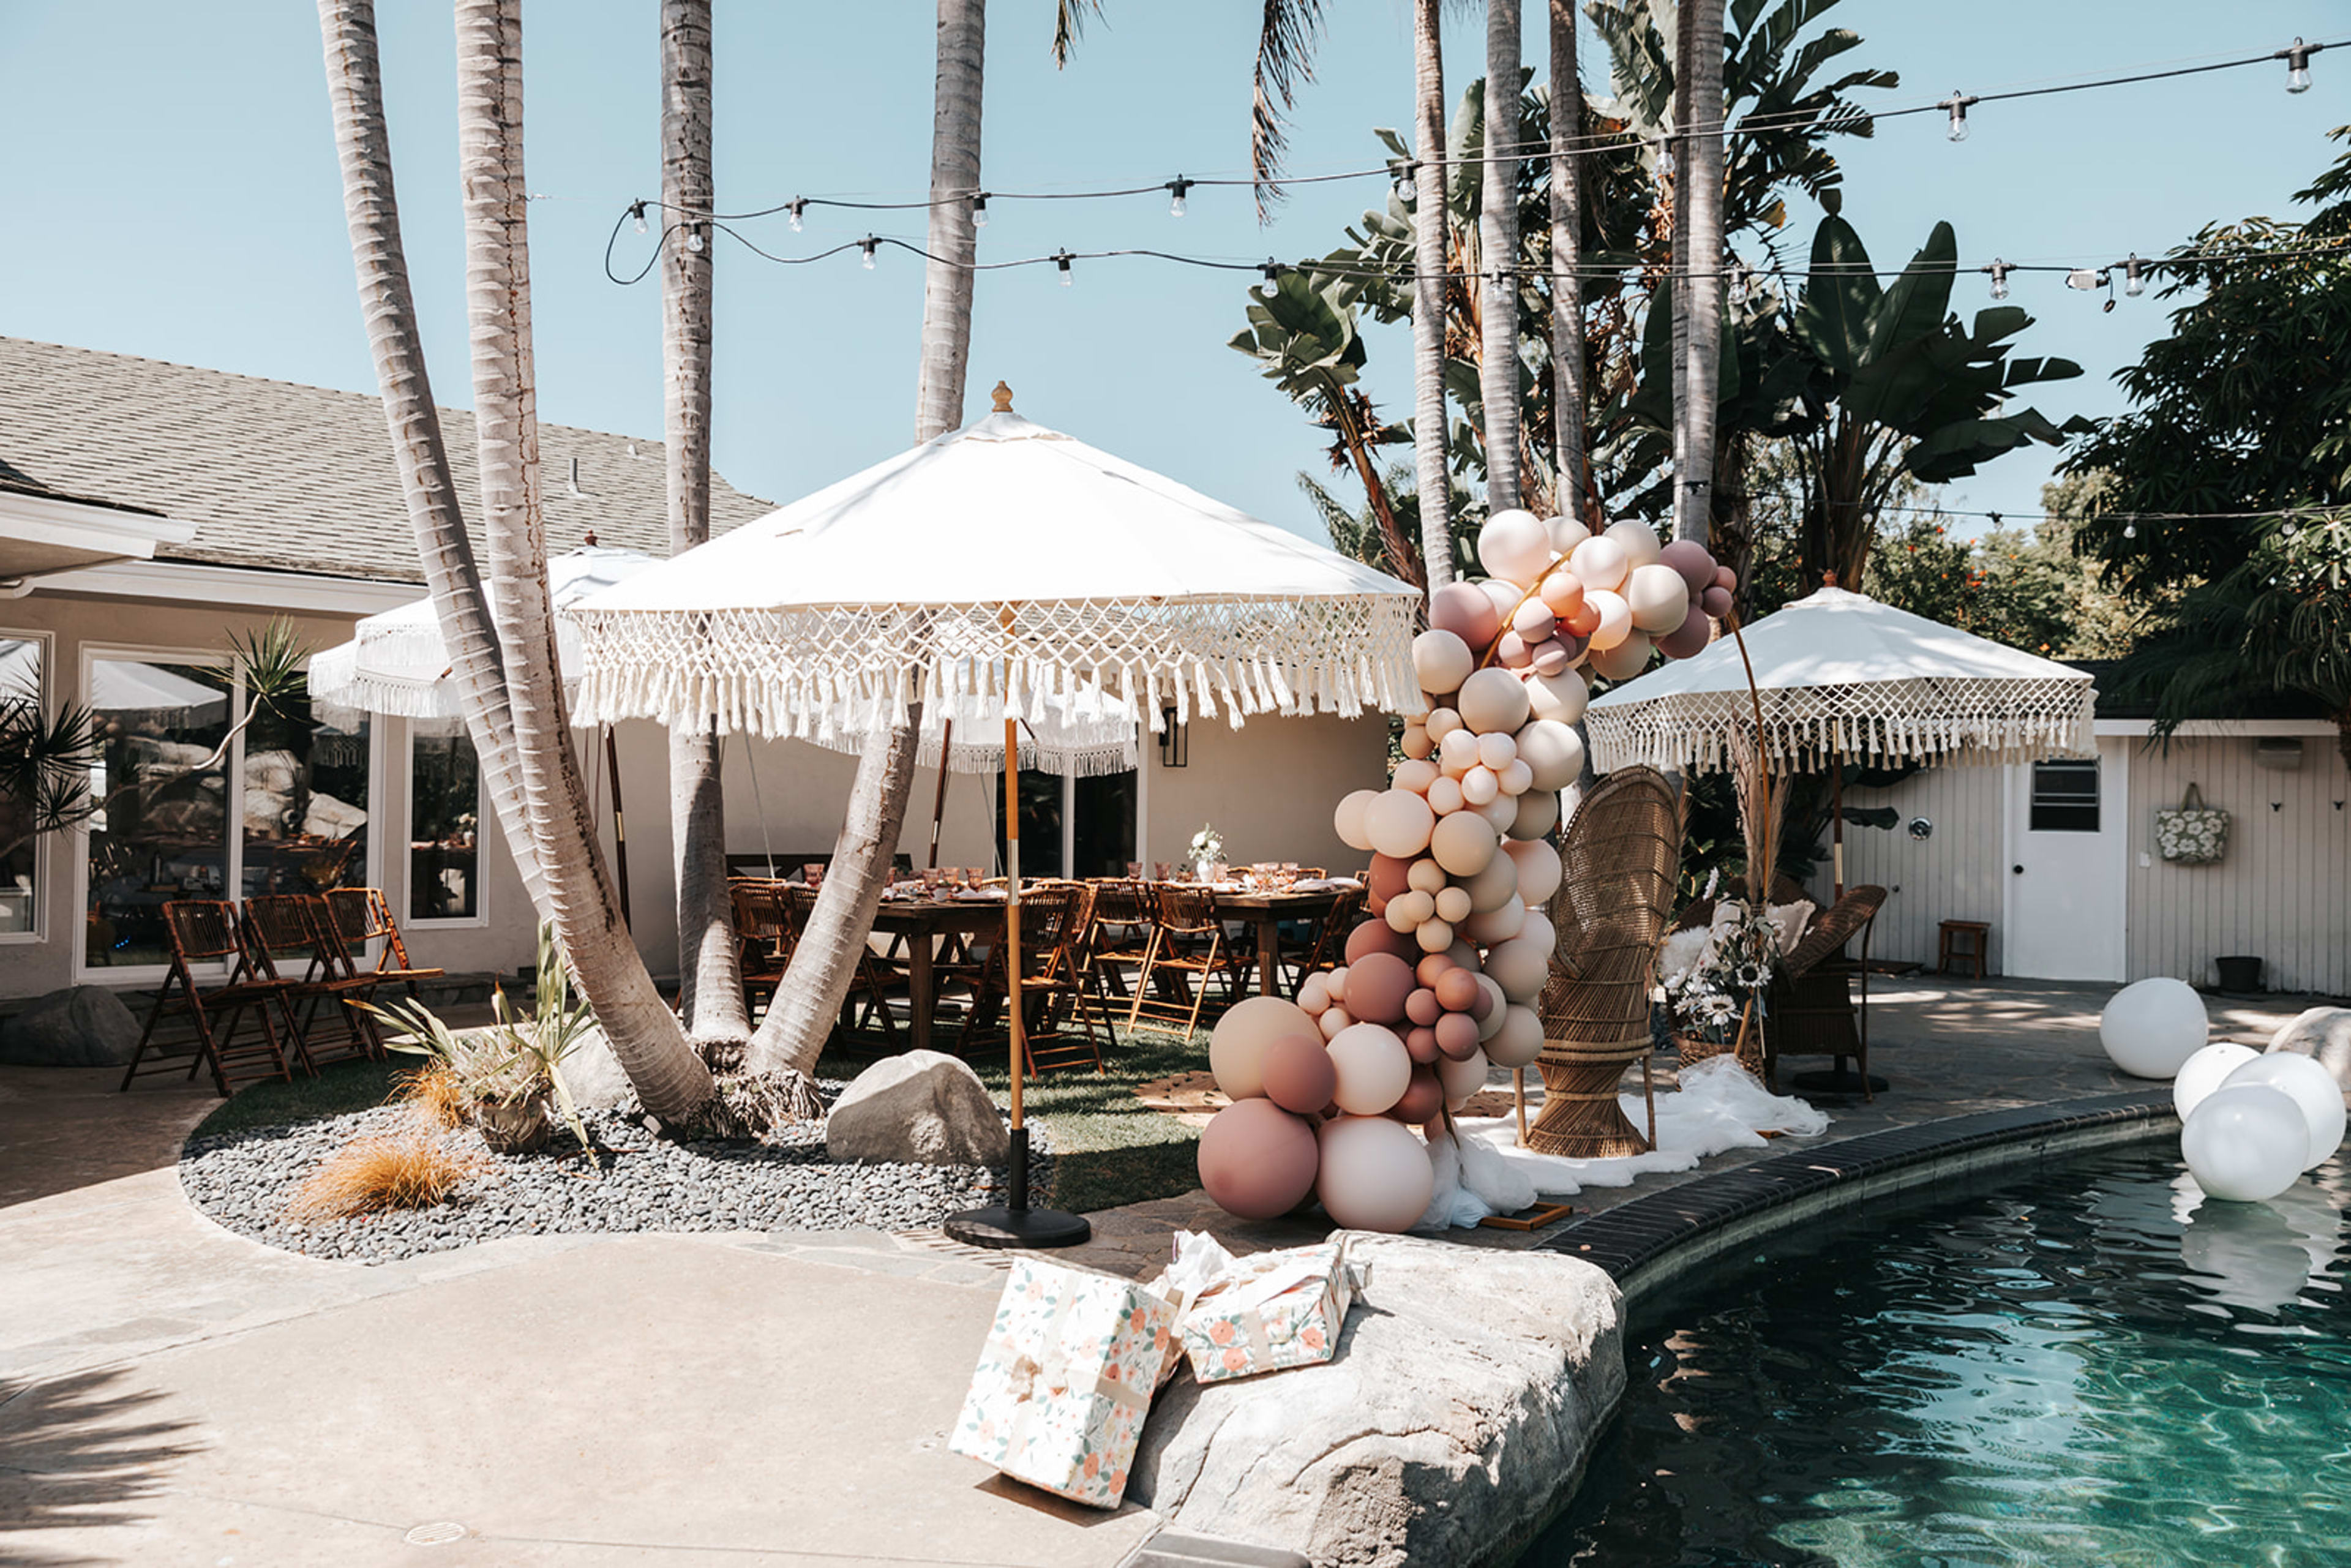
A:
[1,1,2342,546]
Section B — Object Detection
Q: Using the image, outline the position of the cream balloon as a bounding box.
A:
[1458,667,1533,735]
[1412,628,1476,695]
[2222,1053,2348,1169]
[1464,902,1529,947]
[1475,793,1519,835]
[1415,917,1455,954]
[1545,514,1591,556]
[1471,977,1509,1041]
[1333,789,1381,853]
[1605,518,1663,570]
[1317,1006,1353,1041]
[1438,727,1482,777]
[1485,1003,1545,1068]
[1297,973,1332,1016]
[1497,759,1533,797]
[1384,888,1436,934]
[1479,508,1555,585]
[1433,885,1473,925]
[1316,1114,1436,1232]
[1485,934,1553,1002]
[1365,789,1437,859]
[1429,811,1500,877]
[1508,789,1561,841]
[1475,730,1518,770]
[1437,1047,1490,1106]
[2173,1042,2260,1120]
[1584,589,1633,651]
[1406,856,1449,895]
[1327,1023,1415,1116]
[1425,775,1466,816]
[1460,765,1500,806]
[1517,912,1558,953]
[1392,757,1439,796]
[1209,995,1320,1101]
[1503,837,1563,904]
[1625,562,1693,633]
[1463,851,1520,912]
[1569,535,1630,593]
[1425,707,1464,741]
[1526,667,1589,725]
[1515,720,1584,791]
[1589,631,1653,682]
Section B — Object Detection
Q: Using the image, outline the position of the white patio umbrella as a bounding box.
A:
[572,386,1422,1248]
[1585,583,2096,891]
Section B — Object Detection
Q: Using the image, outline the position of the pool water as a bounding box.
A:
[1521,1146,2351,1567]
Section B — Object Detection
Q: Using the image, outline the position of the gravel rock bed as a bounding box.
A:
[179,1087,1053,1266]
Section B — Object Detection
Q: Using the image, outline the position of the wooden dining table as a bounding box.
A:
[1209,885,1349,998]
[869,896,1010,1053]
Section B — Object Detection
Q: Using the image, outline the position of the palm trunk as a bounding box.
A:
[1676,0,1725,545]
[1480,0,1523,515]
[1668,0,1692,536]
[741,0,984,1082]
[1411,0,1455,592]
[315,0,548,921]
[658,0,747,1045]
[456,0,714,1124]
[1547,0,1588,525]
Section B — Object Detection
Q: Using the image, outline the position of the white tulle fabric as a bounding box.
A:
[1584,585,2096,772]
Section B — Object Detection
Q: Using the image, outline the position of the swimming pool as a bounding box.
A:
[1521,1145,2351,1566]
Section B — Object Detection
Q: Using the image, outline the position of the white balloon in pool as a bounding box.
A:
[2181,1084,2309,1202]
[2221,1052,2348,1170]
[2172,1041,2260,1120]
[2099,977,2210,1079]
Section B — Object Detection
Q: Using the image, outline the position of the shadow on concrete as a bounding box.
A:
[0,1367,203,1564]
[0,1067,214,1211]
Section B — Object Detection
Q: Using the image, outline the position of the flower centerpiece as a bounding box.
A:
[1187,823,1226,883]
[1656,869,1783,1076]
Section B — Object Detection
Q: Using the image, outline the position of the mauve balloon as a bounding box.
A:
[1261,1032,1340,1116]
[1512,598,1558,642]
[1433,966,1482,1013]
[1658,538,1717,595]
[1429,581,1501,650]
[1405,986,1443,1027]
[1367,853,1414,904]
[1346,951,1416,1026]
[1495,631,1533,670]
[1393,1066,1446,1124]
[1714,563,1738,591]
[1701,585,1734,617]
[1434,1011,1482,1060]
[1345,918,1417,966]
[1529,641,1572,678]
[1198,1099,1320,1220]
[1659,601,1713,660]
[1403,1025,1441,1064]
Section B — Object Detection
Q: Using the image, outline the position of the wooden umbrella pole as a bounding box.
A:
[1004,716,1024,1135]
[602,724,631,931]
[1831,735,1845,899]
[1513,1067,1528,1146]
[926,717,953,869]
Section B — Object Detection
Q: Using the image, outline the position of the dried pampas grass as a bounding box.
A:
[286,1134,480,1221]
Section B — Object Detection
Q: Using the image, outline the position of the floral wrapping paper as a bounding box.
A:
[948,1259,1177,1509]
[1177,1239,1359,1384]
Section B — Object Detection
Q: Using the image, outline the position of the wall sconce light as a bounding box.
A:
[1158,708,1188,768]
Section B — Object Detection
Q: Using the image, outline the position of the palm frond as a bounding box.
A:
[1050,0,1104,67]
[1250,0,1328,222]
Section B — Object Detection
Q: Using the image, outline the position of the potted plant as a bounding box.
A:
[1656,872,1785,1078]
[1188,822,1226,883]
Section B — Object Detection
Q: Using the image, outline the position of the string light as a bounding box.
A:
[2122,253,2148,296]
[685,225,704,253]
[1940,91,1978,142]
[630,201,648,236]
[1053,249,1074,286]
[1166,176,1193,219]
[859,235,878,269]
[1387,157,1416,200]
[1652,137,1676,179]
[2279,37,2320,93]
[2123,523,2137,538]
[1259,258,1288,288]
[1985,260,2012,300]
[971,192,990,228]
[787,198,806,232]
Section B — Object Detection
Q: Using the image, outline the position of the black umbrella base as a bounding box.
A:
[945,1204,1093,1249]
[1792,1068,1890,1096]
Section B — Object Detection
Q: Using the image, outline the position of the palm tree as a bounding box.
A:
[453,0,718,1124]
[1411,0,1455,591]
[1548,0,1588,524]
[315,0,549,921]
[1479,0,1523,515]
[1674,0,1725,544]
[658,0,748,1048]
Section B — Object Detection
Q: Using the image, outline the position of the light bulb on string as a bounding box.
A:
[686,225,705,253]
[2123,523,2137,539]
[1985,260,2012,300]
[631,201,648,236]
[859,235,878,270]
[1652,137,1675,179]
[2280,37,2317,94]
[1387,157,1415,203]
[970,192,989,228]
[1166,176,1193,219]
[1940,92,1978,142]
[1258,258,1287,296]
[2122,254,2147,297]
[1053,249,1074,287]
[787,198,806,233]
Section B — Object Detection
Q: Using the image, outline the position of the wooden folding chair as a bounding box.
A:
[949,883,1105,1073]
[1275,886,1363,1000]
[1080,879,1154,1004]
[1123,883,1244,1045]
[729,880,797,1021]
[120,900,294,1097]
[241,895,382,1071]
[322,887,446,998]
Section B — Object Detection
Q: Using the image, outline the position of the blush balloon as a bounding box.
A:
[1495,631,1534,669]
[1315,1114,1436,1233]
[1434,1010,1483,1060]
[1346,951,1416,1026]
[1428,582,1501,650]
[1345,917,1416,966]
[1414,951,1456,987]
[1365,789,1436,859]
[1411,628,1476,695]
[1659,601,1713,660]
[1403,1025,1441,1064]
[1260,1032,1340,1116]
[1404,986,1444,1027]
[1198,1098,1321,1220]
[1512,598,1558,642]
[1458,667,1533,735]
[1210,995,1321,1100]
[1333,788,1380,853]
[1529,641,1573,678]
[1393,1066,1446,1125]
[1366,853,1414,906]
[1539,572,1586,618]
[1406,855,1449,895]
[1714,563,1738,591]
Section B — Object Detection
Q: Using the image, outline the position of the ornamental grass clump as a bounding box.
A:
[392,1062,469,1131]
[286,1133,480,1221]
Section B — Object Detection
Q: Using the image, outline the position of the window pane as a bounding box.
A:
[242,692,369,901]
[0,637,42,933]
[410,726,481,921]
[1072,769,1137,880]
[85,659,233,967]
[2030,760,2100,833]
[993,768,1063,879]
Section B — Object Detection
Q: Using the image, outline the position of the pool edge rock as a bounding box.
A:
[1129,1232,1624,1568]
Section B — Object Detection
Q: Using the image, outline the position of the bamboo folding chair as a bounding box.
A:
[729,880,798,1021]
[1274,885,1363,1000]
[1123,883,1245,1045]
[321,887,446,999]
[1079,879,1155,1005]
[241,895,382,1070]
[949,882,1105,1073]
[120,900,295,1097]
[1525,767,1682,1159]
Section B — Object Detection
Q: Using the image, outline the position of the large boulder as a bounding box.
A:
[0,985,144,1067]
[1131,1232,1624,1567]
[2268,1007,2351,1092]
[826,1051,1008,1166]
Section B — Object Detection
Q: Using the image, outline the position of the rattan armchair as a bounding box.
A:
[1762,884,1886,1098]
[1526,767,1682,1158]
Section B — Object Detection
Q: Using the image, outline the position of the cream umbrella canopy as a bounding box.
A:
[572,386,1423,1247]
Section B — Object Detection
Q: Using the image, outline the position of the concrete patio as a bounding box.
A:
[0,975,2319,1565]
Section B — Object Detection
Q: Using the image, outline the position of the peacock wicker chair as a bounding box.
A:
[1527,766,1683,1158]
[1761,884,1887,1098]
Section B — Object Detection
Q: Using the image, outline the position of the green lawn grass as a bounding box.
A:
[189,1056,406,1140]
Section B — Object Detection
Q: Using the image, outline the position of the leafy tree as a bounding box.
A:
[2063,126,2351,763]
[1862,514,2132,659]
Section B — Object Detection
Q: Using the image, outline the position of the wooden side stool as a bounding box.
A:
[1937,920,1992,980]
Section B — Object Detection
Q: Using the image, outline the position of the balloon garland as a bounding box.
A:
[1196,511,1730,1232]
